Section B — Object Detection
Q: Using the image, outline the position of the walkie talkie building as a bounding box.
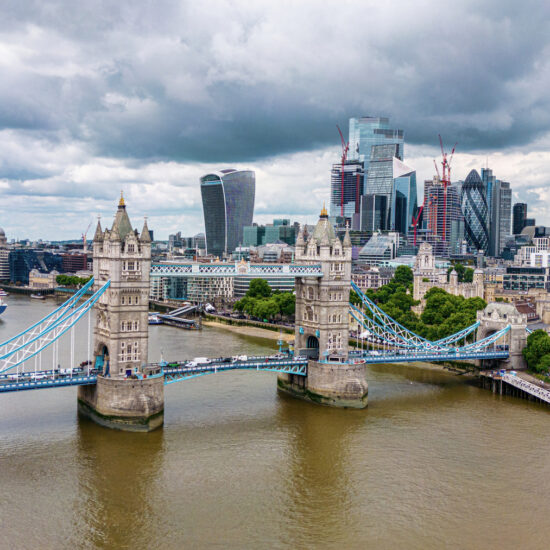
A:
[200,169,255,258]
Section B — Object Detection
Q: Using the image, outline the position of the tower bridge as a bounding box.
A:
[0,200,525,431]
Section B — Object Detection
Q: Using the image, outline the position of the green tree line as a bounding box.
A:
[352,265,486,341]
[233,278,295,321]
[56,275,92,287]
[523,330,550,374]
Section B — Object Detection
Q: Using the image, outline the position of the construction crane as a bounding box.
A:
[437,135,457,242]
[337,125,350,219]
[82,221,92,253]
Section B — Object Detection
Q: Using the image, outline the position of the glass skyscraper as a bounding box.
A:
[200,169,255,257]
[361,144,416,233]
[481,168,512,256]
[348,117,404,169]
[329,160,364,227]
[424,177,464,256]
[461,169,489,254]
[513,203,528,235]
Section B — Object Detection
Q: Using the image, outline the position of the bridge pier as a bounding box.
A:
[277,360,368,408]
[78,375,164,432]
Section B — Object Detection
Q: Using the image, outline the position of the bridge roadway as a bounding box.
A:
[349,349,510,363]
[0,349,510,393]
[0,356,308,393]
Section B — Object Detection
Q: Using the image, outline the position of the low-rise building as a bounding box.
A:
[413,242,484,311]
[29,269,59,289]
[352,266,394,290]
[357,232,400,266]
[503,266,550,292]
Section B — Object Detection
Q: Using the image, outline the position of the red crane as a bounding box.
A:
[438,135,457,241]
[337,125,349,219]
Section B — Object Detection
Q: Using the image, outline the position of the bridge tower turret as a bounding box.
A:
[78,195,164,431]
[278,207,368,408]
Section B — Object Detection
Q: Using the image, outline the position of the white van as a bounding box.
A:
[193,357,211,365]
[232,355,248,363]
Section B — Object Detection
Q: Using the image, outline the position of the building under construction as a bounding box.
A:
[424,176,464,256]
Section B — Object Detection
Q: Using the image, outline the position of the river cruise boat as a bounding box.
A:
[148,313,163,325]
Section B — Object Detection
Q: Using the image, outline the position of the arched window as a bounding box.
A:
[308,287,314,300]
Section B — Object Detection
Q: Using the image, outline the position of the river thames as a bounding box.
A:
[1,295,550,549]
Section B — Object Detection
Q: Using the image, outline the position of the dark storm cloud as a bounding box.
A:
[2,0,550,169]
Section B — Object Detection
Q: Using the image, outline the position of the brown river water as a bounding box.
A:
[1,295,550,549]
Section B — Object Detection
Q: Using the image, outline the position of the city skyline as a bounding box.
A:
[2,1,550,239]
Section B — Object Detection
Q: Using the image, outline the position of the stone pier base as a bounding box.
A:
[277,360,368,409]
[78,375,164,432]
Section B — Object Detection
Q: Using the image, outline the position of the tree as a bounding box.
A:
[254,298,280,321]
[463,268,474,283]
[247,278,271,298]
[523,330,550,372]
[537,355,550,374]
[274,292,295,317]
[393,265,413,288]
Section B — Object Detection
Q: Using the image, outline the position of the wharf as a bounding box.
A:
[480,370,550,406]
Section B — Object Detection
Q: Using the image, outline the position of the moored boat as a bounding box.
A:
[148,313,162,325]
[30,293,45,300]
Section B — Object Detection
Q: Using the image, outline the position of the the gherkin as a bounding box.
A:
[461,169,489,253]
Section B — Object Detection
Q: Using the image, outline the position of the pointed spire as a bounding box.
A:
[320,226,331,247]
[320,202,328,218]
[111,194,132,240]
[140,217,151,243]
[296,226,305,246]
[343,222,352,248]
[93,217,103,243]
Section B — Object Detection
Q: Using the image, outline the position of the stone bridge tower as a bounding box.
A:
[278,206,368,408]
[477,302,528,370]
[78,195,164,431]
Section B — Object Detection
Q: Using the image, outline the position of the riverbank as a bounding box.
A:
[201,319,294,342]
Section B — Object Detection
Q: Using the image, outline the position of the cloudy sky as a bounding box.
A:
[1,0,550,240]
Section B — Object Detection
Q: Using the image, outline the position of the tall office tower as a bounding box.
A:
[481,167,497,223]
[424,177,464,256]
[348,116,404,166]
[461,169,489,254]
[482,168,512,256]
[200,169,255,257]
[329,160,365,228]
[392,158,417,234]
[492,181,512,256]
[513,203,528,234]
[348,116,404,171]
[361,144,416,233]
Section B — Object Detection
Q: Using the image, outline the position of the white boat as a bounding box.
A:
[0,289,8,297]
[148,313,162,325]
[30,293,45,300]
